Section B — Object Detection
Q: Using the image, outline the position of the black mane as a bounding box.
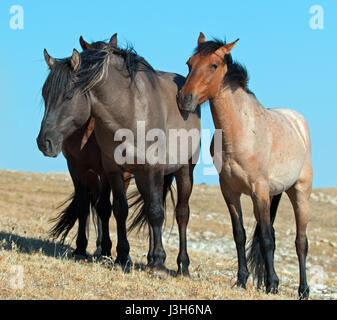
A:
[194,39,253,94]
[88,40,156,85]
[42,58,74,107]
[42,41,156,105]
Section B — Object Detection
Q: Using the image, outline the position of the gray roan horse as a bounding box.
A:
[37,35,201,275]
[178,33,313,298]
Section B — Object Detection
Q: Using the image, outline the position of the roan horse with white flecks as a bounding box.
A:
[178,33,313,299]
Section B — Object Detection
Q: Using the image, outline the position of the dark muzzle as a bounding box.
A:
[36,131,63,158]
[177,92,199,112]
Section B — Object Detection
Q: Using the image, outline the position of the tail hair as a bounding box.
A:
[127,173,176,233]
[247,193,282,288]
[49,188,96,244]
[247,224,265,288]
[49,193,78,244]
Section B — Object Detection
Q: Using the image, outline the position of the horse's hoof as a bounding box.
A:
[176,268,190,278]
[236,271,249,289]
[266,286,279,294]
[93,247,102,258]
[72,250,88,261]
[236,281,247,289]
[299,286,310,300]
[114,255,133,273]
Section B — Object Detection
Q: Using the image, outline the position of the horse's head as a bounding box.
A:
[178,32,239,112]
[37,49,90,157]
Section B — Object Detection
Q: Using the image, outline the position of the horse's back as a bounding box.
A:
[269,108,311,151]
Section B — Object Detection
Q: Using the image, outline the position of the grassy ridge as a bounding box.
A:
[0,170,336,300]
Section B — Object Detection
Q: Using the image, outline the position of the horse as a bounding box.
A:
[36,35,201,276]
[177,33,313,299]
[42,34,132,264]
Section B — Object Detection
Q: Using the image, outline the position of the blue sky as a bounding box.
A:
[0,0,336,188]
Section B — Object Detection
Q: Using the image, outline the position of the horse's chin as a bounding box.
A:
[41,145,62,158]
[177,100,198,113]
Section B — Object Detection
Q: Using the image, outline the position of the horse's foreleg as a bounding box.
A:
[220,178,249,288]
[74,183,90,258]
[135,172,167,272]
[252,182,279,294]
[110,172,132,269]
[174,164,194,277]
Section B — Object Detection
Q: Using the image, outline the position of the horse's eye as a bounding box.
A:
[64,91,73,100]
[211,64,218,70]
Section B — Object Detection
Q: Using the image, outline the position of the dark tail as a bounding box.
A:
[49,185,93,244]
[127,173,176,233]
[247,193,282,288]
[49,193,79,244]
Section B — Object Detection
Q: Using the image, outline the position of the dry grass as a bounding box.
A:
[0,170,336,300]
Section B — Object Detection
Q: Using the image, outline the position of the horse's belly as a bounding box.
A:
[268,158,304,195]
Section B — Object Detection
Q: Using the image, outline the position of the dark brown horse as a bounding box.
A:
[178,33,313,299]
[37,35,201,276]
[46,35,132,265]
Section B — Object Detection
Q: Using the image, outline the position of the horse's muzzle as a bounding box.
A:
[177,92,199,113]
[36,132,63,158]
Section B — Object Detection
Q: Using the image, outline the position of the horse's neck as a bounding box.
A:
[91,67,138,132]
[210,86,263,150]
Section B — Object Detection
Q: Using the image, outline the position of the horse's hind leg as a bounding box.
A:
[92,204,103,257]
[147,225,154,266]
[251,182,279,294]
[73,182,90,258]
[220,178,249,288]
[96,177,112,257]
[174,164,194,277]
[286,163,312,299]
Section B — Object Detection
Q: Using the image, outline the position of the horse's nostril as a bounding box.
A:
[184,93,193,105]
[45,139,53,152]
[37,136,53,153]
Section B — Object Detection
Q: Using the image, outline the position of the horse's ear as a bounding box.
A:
[198,32,206,45]
[70,49,81,72]
[109,33,117,47]
[44,49,56,69]
[79,36,93,50]
[215,39,239,58]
